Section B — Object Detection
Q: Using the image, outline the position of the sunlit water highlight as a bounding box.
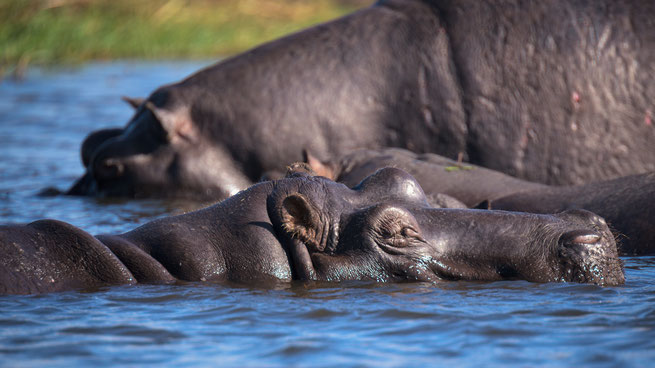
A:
[0,62,654,367]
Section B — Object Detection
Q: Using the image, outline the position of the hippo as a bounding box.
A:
[1,168,624,294]
[482,175,655,256]
[70,0,655,200]
[304,148,547,208]
[308,147,655,256]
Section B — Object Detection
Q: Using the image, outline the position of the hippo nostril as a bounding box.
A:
[561,230,602,247]
[570,234,600,245]
[94,159,125,180]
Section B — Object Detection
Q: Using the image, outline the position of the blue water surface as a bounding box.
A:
[0,62,654,367]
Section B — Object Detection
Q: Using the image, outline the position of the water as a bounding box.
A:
[1,62,654,367]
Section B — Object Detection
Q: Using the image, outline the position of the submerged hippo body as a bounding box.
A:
[2,169,624,294]
[486,174,655,256]
[71,0,655,200]
[318,148,655,255]
[321,148,547,208]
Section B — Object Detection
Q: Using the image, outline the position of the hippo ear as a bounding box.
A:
[279,193,324,252]
[302,149,336,180]
[145,102,197,142]
[121,96,145,109]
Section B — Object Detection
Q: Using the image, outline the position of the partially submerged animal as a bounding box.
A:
[71,0,655,200]
[1,168,624,294]
[309,147,655,255]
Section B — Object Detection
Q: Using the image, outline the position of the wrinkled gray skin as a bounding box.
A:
[69,0,655,199]
[325,148,547,208]
[2,169,624,294]
[319,148,655,256]
[485,175,655,256]
[286,160,467,209]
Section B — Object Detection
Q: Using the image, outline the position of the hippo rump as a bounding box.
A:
[309,147,655,256]
[1,169,624,294]
[70,0,655,200]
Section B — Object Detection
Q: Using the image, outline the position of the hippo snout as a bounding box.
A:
[557,208,607,228]
[81,128,123,168]
[67,128,125,196]
[555,209,624,286]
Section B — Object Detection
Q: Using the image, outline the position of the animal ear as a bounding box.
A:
[145,102,196,142]
[121,96,145,109]
[279,193,324,252]
[302,149,336,180]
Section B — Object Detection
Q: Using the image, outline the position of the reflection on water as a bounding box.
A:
[1,62,654,366]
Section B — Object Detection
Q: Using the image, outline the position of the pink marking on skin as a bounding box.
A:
[519,130,529,149]
[645,110,652,127]
[572,92,580,104]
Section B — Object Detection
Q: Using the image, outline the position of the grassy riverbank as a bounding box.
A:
[0,0,368,75]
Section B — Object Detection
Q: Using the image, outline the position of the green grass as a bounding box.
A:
[0,0,368,74]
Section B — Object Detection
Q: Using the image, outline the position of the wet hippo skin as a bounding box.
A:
[485,175,655,256]
[316,148,655,256]
[2,169,624,294]
[70,0,655,200]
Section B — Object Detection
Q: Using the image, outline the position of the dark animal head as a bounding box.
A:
[268,168,624,285]
[68,94,252,199]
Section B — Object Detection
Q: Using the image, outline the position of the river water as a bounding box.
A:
[1,61,654,367]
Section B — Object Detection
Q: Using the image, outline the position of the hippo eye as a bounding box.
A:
[370,205,424,250]
[377,217,404,239]
[401,227,421,240]
[379,227,393,239]
[385,227,423,248]
[378,225,423,247]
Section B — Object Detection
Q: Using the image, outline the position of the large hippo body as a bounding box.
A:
[72,0,655,200]
[319,148,655,256]
[1,169,624,294]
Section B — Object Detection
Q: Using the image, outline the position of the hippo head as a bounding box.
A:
[268,168,624,285]
[68,94,252,199]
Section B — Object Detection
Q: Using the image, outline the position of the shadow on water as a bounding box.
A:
[1,62,655,366]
